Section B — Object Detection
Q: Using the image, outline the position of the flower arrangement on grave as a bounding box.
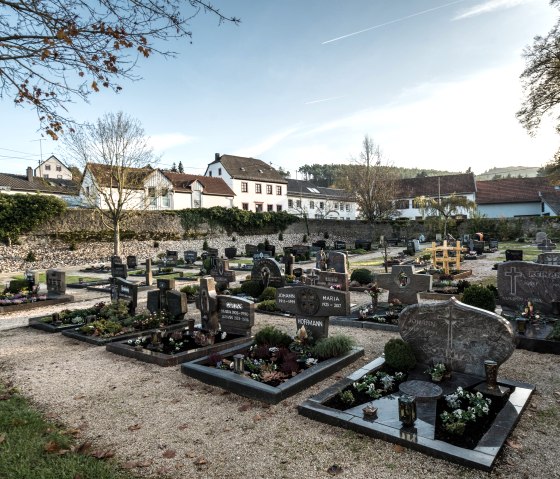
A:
[386,298,403,319]
[127,329,229,354]
[365,283,384,312]
[520,301,540,322]
[425,362,450,382]
[208,326,355,386]
[0,283,47,306]
[439,387,491,436]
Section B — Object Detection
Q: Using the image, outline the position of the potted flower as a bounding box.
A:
[425,362,449,382]
[440,387,491,436]
[365,283,384,313]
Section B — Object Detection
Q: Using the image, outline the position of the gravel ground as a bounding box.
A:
[0,252,559,478]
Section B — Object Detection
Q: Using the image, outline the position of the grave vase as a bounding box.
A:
[484,360,499,390]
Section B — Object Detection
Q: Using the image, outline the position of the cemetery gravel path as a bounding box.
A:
[1,311,559,479]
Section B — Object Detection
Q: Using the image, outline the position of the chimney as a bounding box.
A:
[26,167,33,182]
[215,153,220,162]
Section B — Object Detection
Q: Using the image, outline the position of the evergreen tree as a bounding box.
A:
[170,162,178,172]
[178,161,185,174]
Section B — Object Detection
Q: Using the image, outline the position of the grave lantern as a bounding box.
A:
[233,354,245,374]
[398,395,416,427]
[516,317,527,335]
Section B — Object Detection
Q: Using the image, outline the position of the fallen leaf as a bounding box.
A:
[178,424,189,431]
[128,424,142,432]
[162,449,176,459]
[0,433,6,444]
[185,451,196,458]
[194,456,208,466]
[75,441,92,454]
[90,449,115,460]
[65,428,81,437]
[253,414,263,422]
[44,441,61,453]
[393,444,405,453]
[73,395,86,400]
[507,439,523,450]
[238,403,252,412]
[327,464,343,475]
[123,459,152,469]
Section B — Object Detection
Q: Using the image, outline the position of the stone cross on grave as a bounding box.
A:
[375,265,432,305]
[275,285,350,340]
[538,238,556,253]
[196,276,219,333]
[504,266,522,295]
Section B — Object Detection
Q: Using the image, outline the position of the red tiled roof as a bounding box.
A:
[209,154,288,183]
[476,177,556,204]
[395,173,476,198]
[85,163,154,189]
[163,172,234,197]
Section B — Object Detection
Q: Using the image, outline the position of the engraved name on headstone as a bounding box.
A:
[184,250,197,264]
[46,269,66,295]
[218,296,254,336]
[113,277,138,315]
[328,251,347,274]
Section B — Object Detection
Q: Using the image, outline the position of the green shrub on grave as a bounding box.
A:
[254,325,292,348]
[6,279,28,294]
[350,268,373,285]
[240,280,264,299]
[258,286,277,302]
[312,335,356,360]
[461,285,496,312]
[384,338,417,371]
[180,284,199,299]
[257,300,278,312]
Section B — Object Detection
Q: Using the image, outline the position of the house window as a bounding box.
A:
[339,203,344,211]
[267,204,273,212]
[85,186,90,196]
[319,202,324,209]
[194,200,201,208]
[296,199,301,208]
[310,201,315,209]
[255,183,262,194]
[45,165,51,170]
[333,203,338,209]
[266,184,272,194]
[346,204,350,211]
[412,199,422,208]
[276,205,282,212]
[241,182,248,193]
[395,199,409,209]
[218,168,222,175]
[242,203,249,210]
[56,165,61,171]
[288,199,293,208]
[276,186,281,195]
[148,187,156,197]
[209,171,212,177]
[161,188,170,207]
[255,203,263,213]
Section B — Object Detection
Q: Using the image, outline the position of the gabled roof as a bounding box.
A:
[34,155,70,171]
[209,154,288,183]
[287,179,353,200]
[396,173,476,198]
[0,172,79,195]
[163,172,235,197]
[476,177,556,205]
[84,163,154,189]
[540,190,560,215]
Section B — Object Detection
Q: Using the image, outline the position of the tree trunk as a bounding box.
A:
[113,220,121,256]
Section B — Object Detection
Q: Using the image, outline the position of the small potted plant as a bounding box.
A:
[365,283,384,313]
[425,362,449,382]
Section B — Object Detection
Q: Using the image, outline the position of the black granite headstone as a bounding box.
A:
[184,250,197,264]
[505,249,523,261]
[46,269,66,295]
[126,255,137,269]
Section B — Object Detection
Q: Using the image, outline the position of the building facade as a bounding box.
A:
[287,179,357,220]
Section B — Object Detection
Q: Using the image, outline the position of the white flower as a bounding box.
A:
[221,331,227,340]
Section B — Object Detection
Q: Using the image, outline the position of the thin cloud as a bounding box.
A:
[322,0,467,44]
[233,127,299,158]
[305,96,345,105]
[453,0,534,20]
[148,133,194,150]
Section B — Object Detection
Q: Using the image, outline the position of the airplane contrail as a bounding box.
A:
[322,0,467,45]
[305,96,345,105]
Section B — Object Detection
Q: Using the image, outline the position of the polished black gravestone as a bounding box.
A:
[181,341,364,404]
[298,357,535,471]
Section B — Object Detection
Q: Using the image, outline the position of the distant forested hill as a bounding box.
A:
[476,166,541,180]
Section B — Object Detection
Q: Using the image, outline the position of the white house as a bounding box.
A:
[204,154,288,212]
[394,173,477,220]
[34,155,73,180]
[80,163,173,210]
[162,171,234,209]
[287,179,358,220]
[476,177,558,218]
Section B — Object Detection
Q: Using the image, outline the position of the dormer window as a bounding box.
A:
[218,168,222,175]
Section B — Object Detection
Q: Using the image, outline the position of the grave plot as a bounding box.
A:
[0,269,74,314]
[62,278,186,345]
[299,298,535,471]
[106,277,252,366]
[181,284,364,404]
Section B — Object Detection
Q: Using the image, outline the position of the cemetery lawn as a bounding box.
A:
[494,242,542,262]
[0,380,135,479]
[13,273,100,285]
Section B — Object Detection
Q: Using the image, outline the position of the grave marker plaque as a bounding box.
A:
[126,255,137,269]
[375,265,432,304]
[46,269,66,295]
[111,263,128,279]
[355,239,372,250]
[283,253,295,276]
[218,296,254,336]
[399,297,515,377]
[166,289,188,320]
[334,240,346,250]
[251,257,285,288]
[113,277,138,314]
[505,249,523,262]
[498,261,560,314]
[166,250,179,264]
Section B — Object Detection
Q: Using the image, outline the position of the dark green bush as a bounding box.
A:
[257,300,278,312]
[456,279,471,294]
[202,239,209,251]
[25,251,37,262]
[461,284,496,312]
[6,279,28,293]
[312,335,356,359]
[254,325,292,348]
[240,280,264,298]
[278,232,283,241]
[547,321,560,341]
[350,268,373,285]
[258,286,277,302]
[384,338,416,371]
[302,234,308,243]
[180,284,199,298]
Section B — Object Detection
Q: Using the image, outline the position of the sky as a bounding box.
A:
[1,0,558,178]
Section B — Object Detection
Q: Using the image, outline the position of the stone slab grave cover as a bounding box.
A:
[537,252,560,265]
[276,285,349,339]
[375,265,432,305]
[251,257,285,288]
[505,249,523,262]
[46,269,66,295]
[217,296,254,336]
[498,261,560,314]
[399,297,516,377]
